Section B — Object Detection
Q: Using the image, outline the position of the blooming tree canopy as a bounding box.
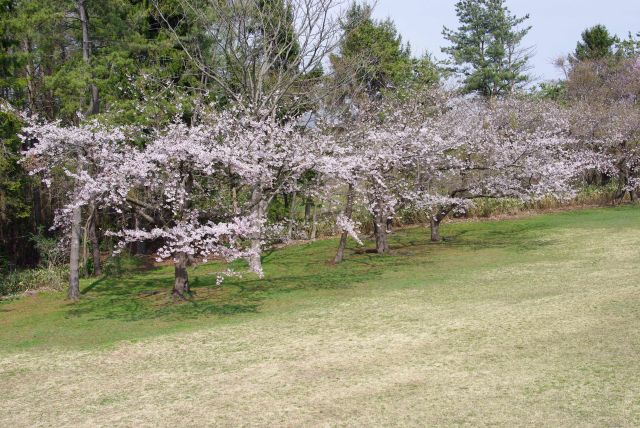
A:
[405,96,593,241]
[18,91,603,294]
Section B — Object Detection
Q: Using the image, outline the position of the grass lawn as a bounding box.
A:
[1,207,639,426]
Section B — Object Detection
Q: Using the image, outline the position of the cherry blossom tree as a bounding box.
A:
[563,55,640,200]
[19,103,335,298]
[101,117,264,298]
[208,107,333,273]
[570,100,640,201]
[408,97,592,241]
[20,119,129,299]
[319,94,423,261]
[18,91,612,300]
[315,135,368,263]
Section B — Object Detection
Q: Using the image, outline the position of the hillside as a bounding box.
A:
[1,207,639,426]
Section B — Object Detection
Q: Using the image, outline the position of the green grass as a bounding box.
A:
[1,226,418,351]
[0,207,636,352]
[1,206,639,426]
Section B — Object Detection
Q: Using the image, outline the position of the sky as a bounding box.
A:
[372,0,640,83]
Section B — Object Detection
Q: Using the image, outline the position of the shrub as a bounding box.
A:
[31,228,68,268]
[0,266,68,297]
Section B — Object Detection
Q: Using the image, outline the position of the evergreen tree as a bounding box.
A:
[0,0,23,103]
[574,25,618,62]
[616,31,640,58]
[257,0,301,71]
[442,0,532,97]
[332,2,437,96]
[411,54,440,90]
[0,0,208,269]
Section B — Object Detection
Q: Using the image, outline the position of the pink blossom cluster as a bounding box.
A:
[20,93,608,280]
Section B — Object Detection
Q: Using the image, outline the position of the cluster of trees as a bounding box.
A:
[554,25,640,199]
[1,0,639,300]
[1,0,207,268]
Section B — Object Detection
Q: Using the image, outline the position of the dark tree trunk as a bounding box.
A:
[77,0,99,115]
[334,184,354,263]
[375,217,388,254]
[66,0,99,293]
[283,192,290,215]
[87,84,99,115]
[134,214,146,255]
[32,184,42,224]
[304,198,312,223]
[335,231,348,263]
[173,252,190,299]
[88,203,101,276]
[21,38,38,113]
[430,216,441,242]
[81,221,89,277]
[430,205,454,242]
[68,204,82,300]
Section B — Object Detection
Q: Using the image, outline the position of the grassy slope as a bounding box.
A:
[1,207,639,426]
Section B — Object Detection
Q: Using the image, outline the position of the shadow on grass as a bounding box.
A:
[441,222,559,252]
[66,251,398,323]
[66,218,558,323]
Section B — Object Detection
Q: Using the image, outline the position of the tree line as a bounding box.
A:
[1,0,639,299]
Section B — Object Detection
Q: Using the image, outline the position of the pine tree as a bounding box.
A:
[332,2,420,95]
[442,0,532,97]
[574,25,618,62]
[616,32,640,58]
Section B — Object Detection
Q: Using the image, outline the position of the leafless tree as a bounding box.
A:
[157,0,351,117]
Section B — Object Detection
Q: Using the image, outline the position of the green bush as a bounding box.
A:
[31,228,67,268]
[468,198,524,218]
[574,183,619,205]
[0,266,68,297]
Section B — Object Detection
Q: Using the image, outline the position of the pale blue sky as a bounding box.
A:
[372,0,640,82]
